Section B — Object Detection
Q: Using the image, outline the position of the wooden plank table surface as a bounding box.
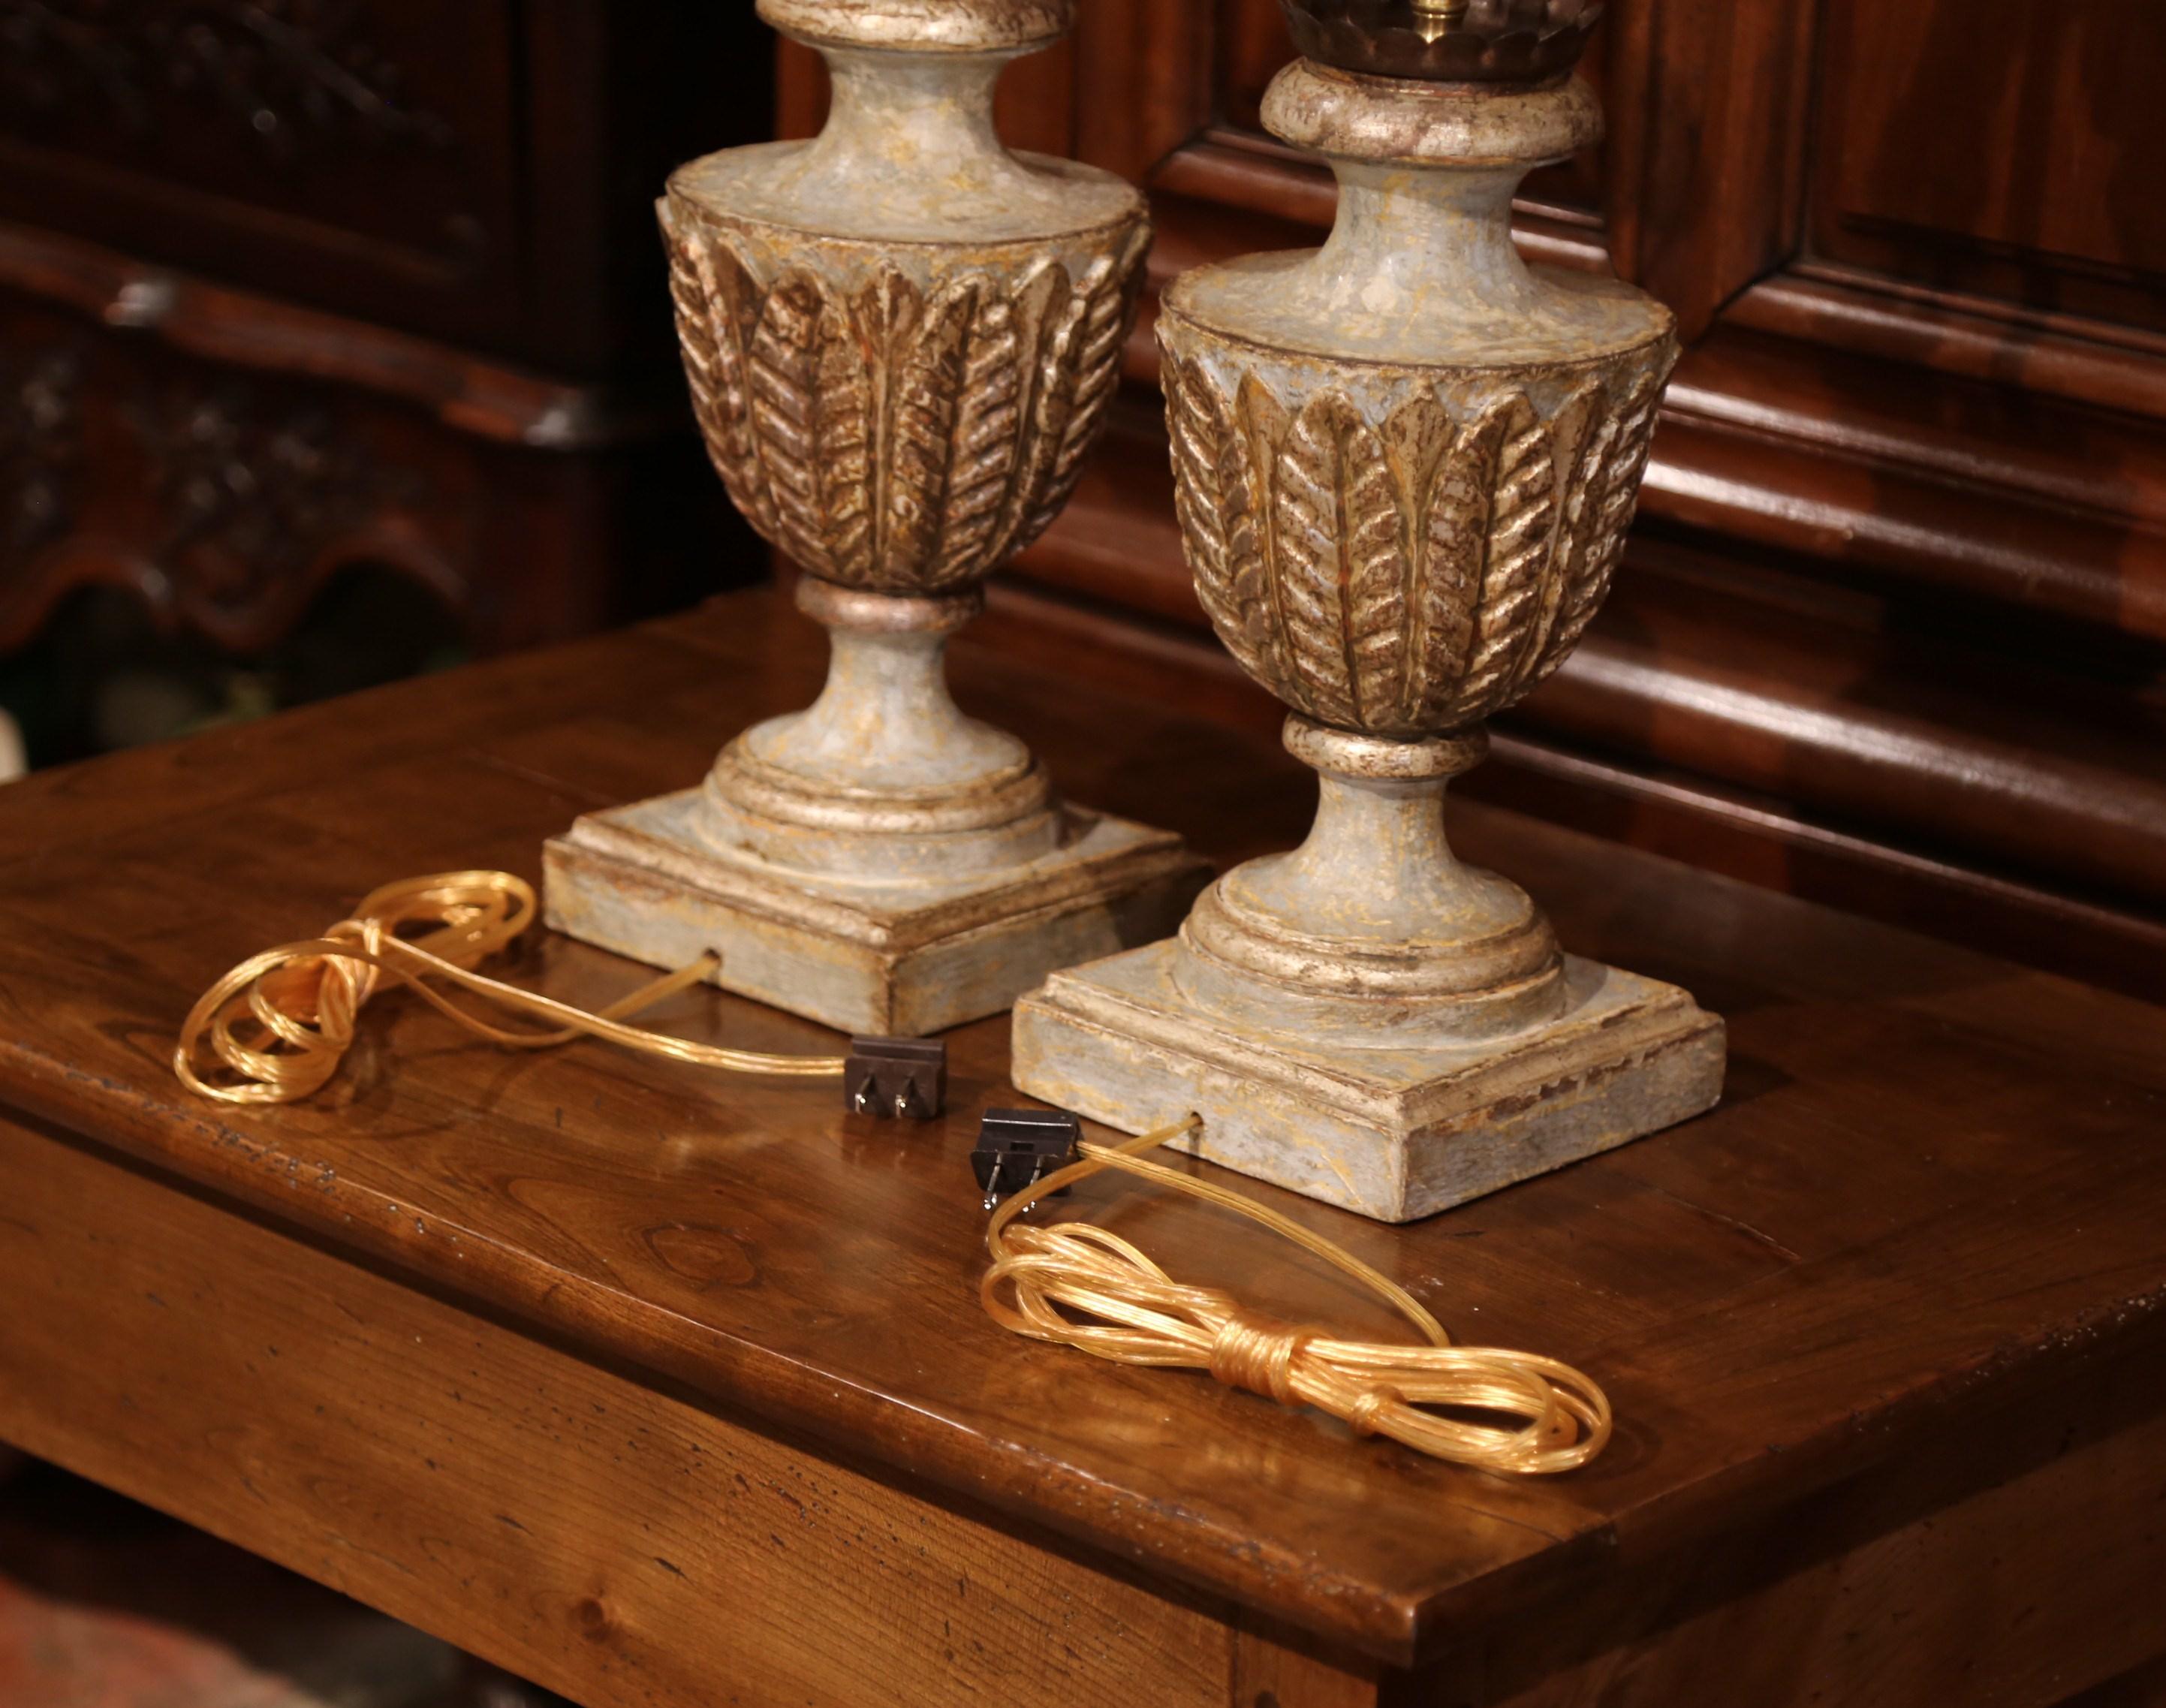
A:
[0,587,2162,1708]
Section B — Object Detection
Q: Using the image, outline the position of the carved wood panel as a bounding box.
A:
[0,256,743,661]
[0,289,477,653]
[0,2,771,678]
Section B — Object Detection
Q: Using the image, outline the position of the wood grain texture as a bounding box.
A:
[0,593,2163,1688]
[0,1118,1234,1708]
[1409,1328,2166,1706]
[1810,0,2166,335]
[2065,1655,2166,1708]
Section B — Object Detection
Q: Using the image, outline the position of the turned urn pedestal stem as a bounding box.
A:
[1176,716,1565,1050]
[698,576,1060,882]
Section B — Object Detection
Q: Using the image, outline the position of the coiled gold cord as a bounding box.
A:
[173,870,845,1104]
[984,1118,1612,1474]
[175,872,1610,1472]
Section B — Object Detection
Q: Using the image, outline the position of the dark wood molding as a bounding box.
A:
[1731,264,2166,422]
[1652,327,2166,641]
[0,219,672,453]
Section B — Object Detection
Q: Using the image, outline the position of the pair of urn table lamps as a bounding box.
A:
[171,0,1714,1467]
[538,0,1727,1226]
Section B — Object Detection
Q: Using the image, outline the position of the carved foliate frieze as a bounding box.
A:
[1164,348,1670,736]
[666,214,1149,595]
[0,300,465,655]
[142,381,417,614]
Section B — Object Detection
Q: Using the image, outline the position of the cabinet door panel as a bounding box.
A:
[1810,0,2166,332]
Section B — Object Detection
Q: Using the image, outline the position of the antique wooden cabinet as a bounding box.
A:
[0,0,769,661]
[780,0,2166,1002]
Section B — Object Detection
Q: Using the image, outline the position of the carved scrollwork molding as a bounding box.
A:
[137,378,423,622]
[0,299,468,656]
[1163,347,1671,737]
[665,212,1149,595]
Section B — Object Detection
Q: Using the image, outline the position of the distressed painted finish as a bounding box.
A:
[1013,39,1722,1218]
[546,783,1205,1038]
[546,0,1202,1032]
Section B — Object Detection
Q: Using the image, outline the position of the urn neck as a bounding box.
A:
[1315,159,1537,324]
[802,44,1014,191]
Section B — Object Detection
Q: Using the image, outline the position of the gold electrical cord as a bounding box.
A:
[173,870,845,1103]
[176,873,1610,1472]
[982,1118,1613,1474]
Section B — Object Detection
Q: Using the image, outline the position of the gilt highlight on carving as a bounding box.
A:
[1162,344,1676,738]
[667,216,1149,595]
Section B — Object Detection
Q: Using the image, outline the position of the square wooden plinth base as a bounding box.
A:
[1011,941,1727,1222]
[543,790,1210,1038]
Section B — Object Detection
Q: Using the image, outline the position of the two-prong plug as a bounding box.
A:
[971,1108,1080,1212]
[844,1037,947,1121]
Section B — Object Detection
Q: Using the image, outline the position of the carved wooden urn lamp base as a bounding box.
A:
[1012,1,1726,1221]
[544,0,1207,1037]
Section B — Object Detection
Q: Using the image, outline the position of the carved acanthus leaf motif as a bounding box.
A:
[1508,378,1604,688]
[933,282,1025,587]
[1517,360,1670,696]
[665,216,1149,595]
[0,347,84,569]
[1166,358,1277,690]
[1016,221,1152,550]
[1271,392,1372,727]
[1378,392,1457,728]
[1160,350,1670,736]
[665,215,774,541]
[887,278,976,586]
[746,273,857,581]
[1441,394,1556,724]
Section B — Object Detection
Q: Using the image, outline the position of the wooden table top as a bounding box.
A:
[2,587,2163,1670]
